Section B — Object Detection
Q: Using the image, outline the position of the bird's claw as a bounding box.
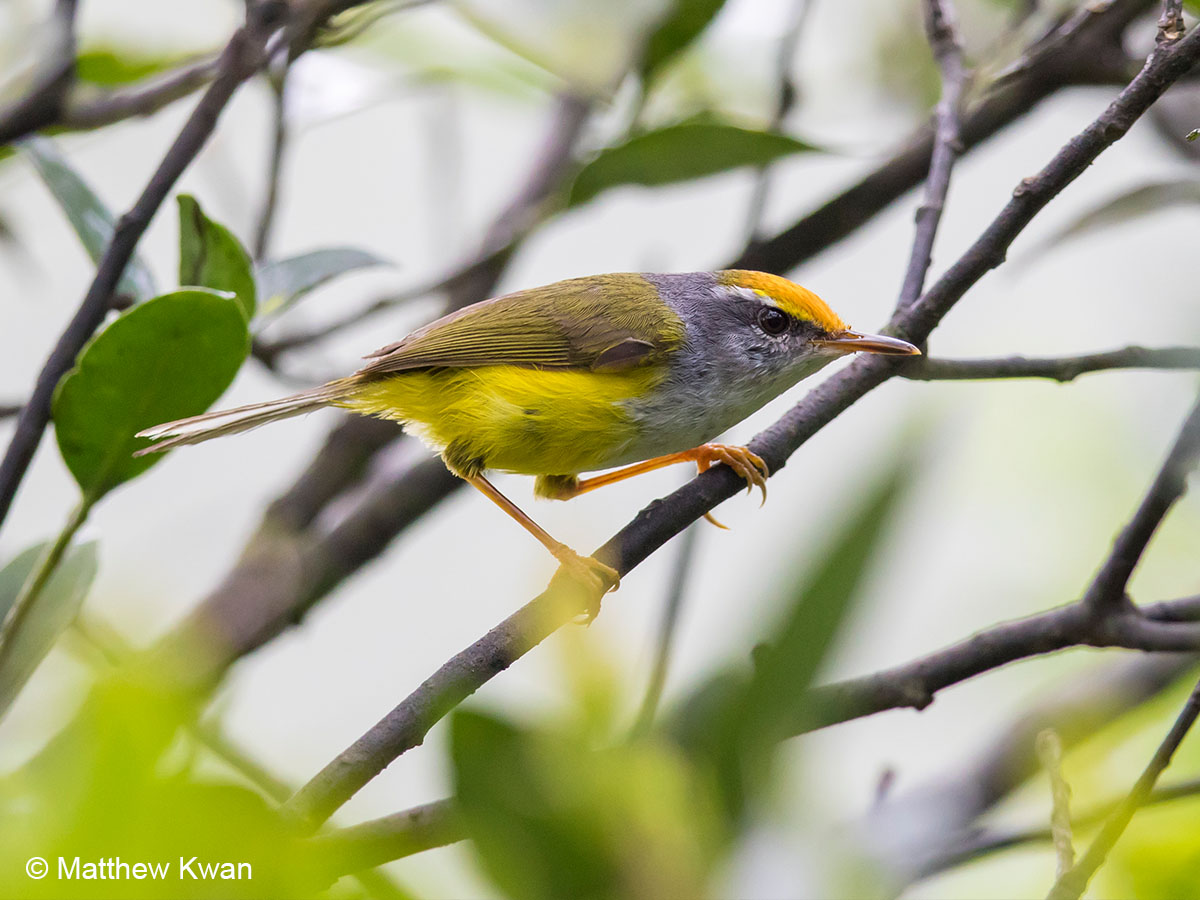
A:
[694,443,769,510]
[550,548,619,624]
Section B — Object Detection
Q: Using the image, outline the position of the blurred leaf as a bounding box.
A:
[53,289,249,499]
[1038,181,1200,254]
[451,710,721,900]
[256,247,389,316]
[1101,798,1200,900]
[0,677,315,899]
[23,137,157,302]
[668,452,915,817]
[639,0,728,82]
[75,47,184,87]
[568,121,818,206]
[178,195,256,319]
[0,542,97,719]
[1188,128,1199,142]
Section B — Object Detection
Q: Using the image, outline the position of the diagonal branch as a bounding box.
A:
[279,24,1200,828]
[0,0,78,147]
[1082,394,1200,615]
[0,3,289,535]
[898,0,969,309]
[1046,670,1200,900]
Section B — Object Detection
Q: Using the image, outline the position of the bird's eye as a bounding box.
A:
[757,306,790,336]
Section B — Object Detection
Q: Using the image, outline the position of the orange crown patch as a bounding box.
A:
[717,270,846,333]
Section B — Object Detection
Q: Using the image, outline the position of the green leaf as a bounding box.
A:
[0,542,97,714]
[52,289,250,499]
[256,247,389,316]
[75,47,183,87]
[177,194,257,319]
[451,710,720,900]
[22,137,157,302]
[639,0,729,82]
[1037,181,1200,254]
[667,451,916,818]
[568,121,819,207]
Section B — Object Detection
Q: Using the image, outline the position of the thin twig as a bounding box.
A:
[59,54,223,131]
[304,800,464,880]
[1158,0,1186,46]
[743,0,813,241]
[1081,393,1200,615]
[924,776,1200,879]
[0,4,289,535]
[1036,729,1075,878]
[0,404,21,421]
[903,346,1200,381]
[898,0,969,309]
[1046,673,1200,900]
[631,522,700,736]
[0,0,78,147]
[278,18,1200,827]
[253,57,291,260]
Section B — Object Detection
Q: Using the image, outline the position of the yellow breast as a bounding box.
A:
[338,365,663,476]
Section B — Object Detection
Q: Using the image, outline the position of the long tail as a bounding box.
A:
[134,380,355,456]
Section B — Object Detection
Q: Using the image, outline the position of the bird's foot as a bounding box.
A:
[692,444,769,530]
[549,546,619,624]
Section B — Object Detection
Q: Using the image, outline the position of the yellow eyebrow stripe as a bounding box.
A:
[717,270,846,332]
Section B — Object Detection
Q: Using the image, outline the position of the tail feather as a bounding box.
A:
[134,381,352,456]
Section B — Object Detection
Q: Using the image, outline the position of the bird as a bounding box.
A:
[136,270,919,599]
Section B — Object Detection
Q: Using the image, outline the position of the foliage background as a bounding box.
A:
[0,0,1198,897]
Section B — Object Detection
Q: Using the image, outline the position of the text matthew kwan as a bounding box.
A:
[46,856,252,882]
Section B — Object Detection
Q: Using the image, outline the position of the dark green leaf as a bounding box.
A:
[256,247,389,316]
[75,47,183,87]
[23,137,157,302]
[639,0,729,81]
[178,194,257,319]
[0,541,97,715]
[1038,181,1200,253]
[451,710,720,900]
[667,451,916,818]
[52,289,249,499]
[568,122,818,207]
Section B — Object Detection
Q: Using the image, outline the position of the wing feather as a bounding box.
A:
[356,273,685,377]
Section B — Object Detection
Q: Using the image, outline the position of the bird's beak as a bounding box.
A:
[814,329,921,356]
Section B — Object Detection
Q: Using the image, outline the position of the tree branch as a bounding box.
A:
[0,3,290,534]
[902,346,1200,381]
[279,23,1200,826]
[0,0,78,147]
[1082,393,1200,615]
[898,0,969,309]
[57,53,223,131]
[305,799,463,881]
[734,0,1153,274]
[1046,671,1200,900]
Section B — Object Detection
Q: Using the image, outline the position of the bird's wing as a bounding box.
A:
[355,273,687,376]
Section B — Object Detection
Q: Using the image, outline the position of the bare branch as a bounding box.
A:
[1158,0,1186,46]
[0,3,290,534]
[253,58,291,260]
[58,54,222,131]
[898,0,969,309]
[0,0,78,147]
[305,800,463,880]
[1046,672,1200,900]
[733,0,1153,274]
[278,19,1200,827]
[1082,394,1200,615]
[902,346,1200,381]
[0,404,20,421]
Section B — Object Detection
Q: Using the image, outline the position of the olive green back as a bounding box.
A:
[356,273,686,377]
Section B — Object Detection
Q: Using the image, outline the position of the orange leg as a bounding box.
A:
[539,444,770,528]
[466,474,619,609]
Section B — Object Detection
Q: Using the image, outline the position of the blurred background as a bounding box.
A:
[1,0,1199,897]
